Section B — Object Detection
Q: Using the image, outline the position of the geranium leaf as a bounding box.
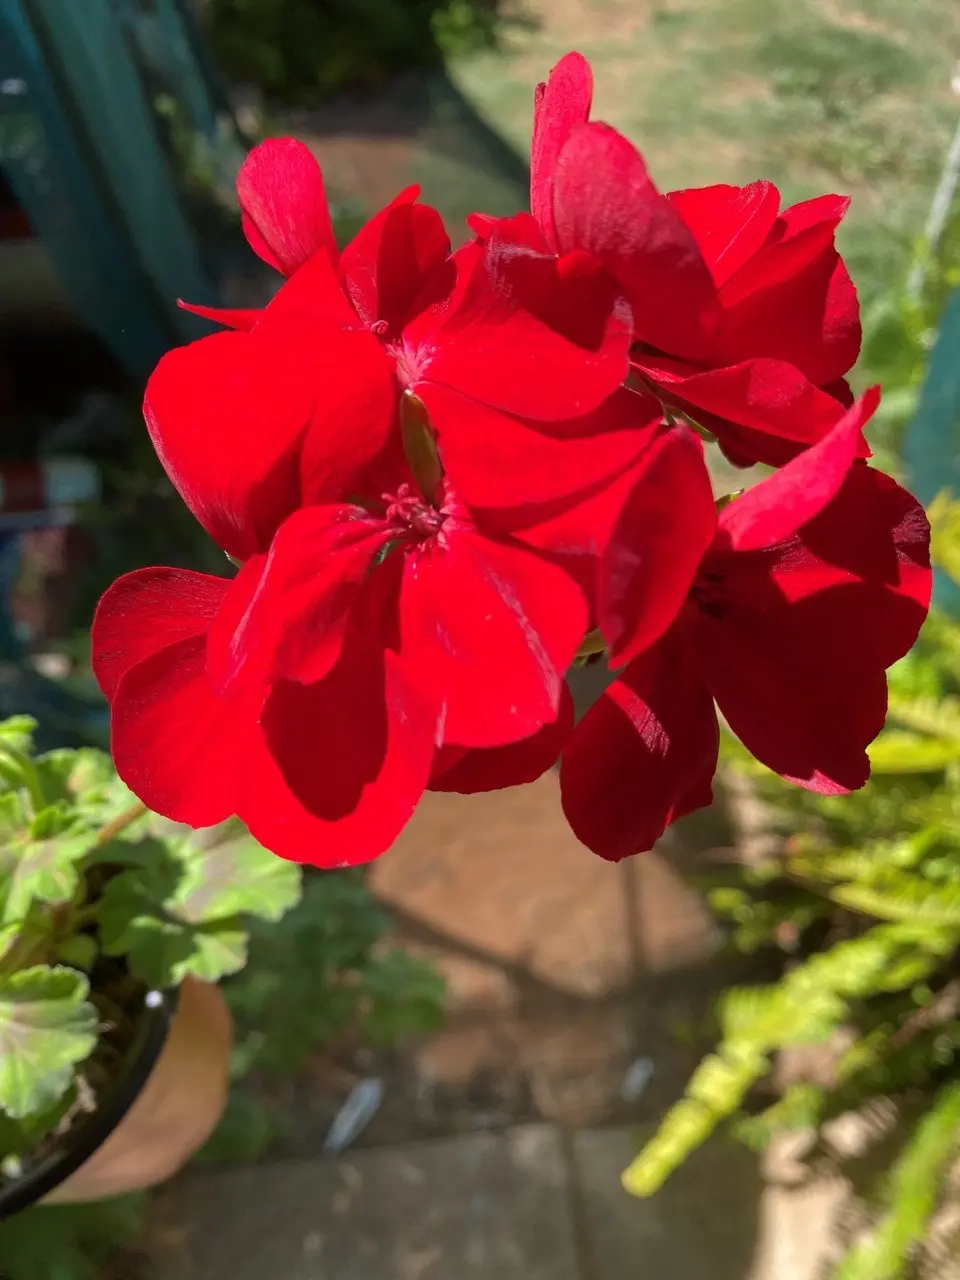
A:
[98,821,300,987]
[0,792,27,841]
[35,748,141,826]
[0,718,36,758]
[0,829,94,927]
[174,820,301,925]
[0,967,98,1119]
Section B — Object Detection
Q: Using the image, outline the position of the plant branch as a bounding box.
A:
[94,801,148,849]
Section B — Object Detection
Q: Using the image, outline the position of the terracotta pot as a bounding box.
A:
[0,977,230,1216]
[42,978,232,1204]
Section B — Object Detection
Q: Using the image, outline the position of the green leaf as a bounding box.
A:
[35,748,140,829]
[867,730,960,773]
[621,1041,767,1197]
[886,692,960,741]
[0,967,98,1119]
[0,1194,145,1280]
[0,718,36,757]
[34,749,110,805]
[834,1082,960,1280]
[99,821,301,987]
[831,879,960,926]
[0,791,28,840]
[175,820,301,925]
[0,829,95,927]
[55,934,97,972]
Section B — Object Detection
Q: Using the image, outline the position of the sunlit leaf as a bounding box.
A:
[868,731,960,773]
[98,820,300,987]
[0,967,98,1119]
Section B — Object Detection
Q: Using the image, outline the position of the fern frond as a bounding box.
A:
[831,878,960,929]
[621,1041,767,1197]
[868,731,960,773]
[832,1081,960,1280]
[886,693,960,741]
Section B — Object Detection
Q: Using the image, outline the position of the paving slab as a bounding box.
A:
[152,1126,580,1280]
[572,1126,765,1280]
[571,1126,876,1280]
[373,773,636,1000]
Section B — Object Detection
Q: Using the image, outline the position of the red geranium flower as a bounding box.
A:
[560,388,932,860]
[88,62,934,875]
[488,51,862,468]
[91,132,691,867]
[93,431,590,864]
[148,139,643,569]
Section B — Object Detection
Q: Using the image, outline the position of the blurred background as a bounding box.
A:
[1,1,960,1277]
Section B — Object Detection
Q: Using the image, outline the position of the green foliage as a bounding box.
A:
[0,722,303,1168]
[0,968,98,1120]
[834,1082,960,1280]
[0,1194,145,1280]
[98,818,300,987]
[205,0,502,105]
[0,721,444,1273]
[624,494,960,1274]
[858,198,960,472]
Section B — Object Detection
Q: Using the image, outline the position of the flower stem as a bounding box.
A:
[94,801,148,849]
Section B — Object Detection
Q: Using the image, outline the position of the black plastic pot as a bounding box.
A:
[0,985,179,1220]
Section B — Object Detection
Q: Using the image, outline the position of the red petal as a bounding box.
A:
[780,194,850,236]
[340,189,451,334]
[296,328,400,503]
[110,628,438,864]
[424,383,657,510]
[110,634,261,826]
[92,567,227,699]
[208,504,385,691]
[695,454,928,795]
[531,52,593,250]
[719,252,860,386]
[400,528,588,747]
[411,232,631,420]
[261,245,360,328]
[145,319,394,560]
[236,138,337,276]
[205,554,266,692]
[251,643,438,866]
[693,566,880,794]
[717,194,859,384]
[551,121,719,358]
[795,464,931,665]
[599,425,717,665]
[717,387,880,553]
[431,684,574,792]
[177,300,262,331]
[491,444,661,607]
[145,329,300,560]
[667,181,780,286]
[466,212,500,239]
[560,628,719,861]
[638,355,860,464]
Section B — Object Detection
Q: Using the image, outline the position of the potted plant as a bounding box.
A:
[0,714,300,1215]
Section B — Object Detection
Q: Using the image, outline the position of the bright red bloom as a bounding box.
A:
[90,72,933,875]
[182,137,633,414]
[94,440,589,864]
[507,51,862,467]
[560,389,932,860]
[154,139,641,566]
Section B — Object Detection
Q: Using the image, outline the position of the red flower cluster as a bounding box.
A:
[92,52,932,866]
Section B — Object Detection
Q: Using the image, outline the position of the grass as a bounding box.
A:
[450,0,960,309]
